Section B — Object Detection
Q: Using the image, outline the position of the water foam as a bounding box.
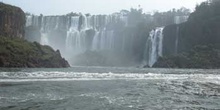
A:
[1,71,220,83]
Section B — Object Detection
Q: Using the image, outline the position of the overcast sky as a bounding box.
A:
[3,0,206,15]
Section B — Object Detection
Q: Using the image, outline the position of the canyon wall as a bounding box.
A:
[0,3,25,38]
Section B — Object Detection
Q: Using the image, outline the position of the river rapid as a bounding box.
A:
[0,67,220,110]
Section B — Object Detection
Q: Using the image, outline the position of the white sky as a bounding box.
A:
[3,0,207,15]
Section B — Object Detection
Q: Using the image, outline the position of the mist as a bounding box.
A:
[22,0,206,67]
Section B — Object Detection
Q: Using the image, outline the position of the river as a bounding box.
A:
[0,67,220,110]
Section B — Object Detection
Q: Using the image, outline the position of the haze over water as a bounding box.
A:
[1,0,220,110]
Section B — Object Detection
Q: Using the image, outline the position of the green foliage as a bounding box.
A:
[128,8,144,26]
[149,7,190,28]
[189,0,220,21]
[116,7,191,63]
[0,2,25,38]
[0,37,69,68]
[163,0,220,55]
[154,45,220,69]
[0,3,22,14]
[160,0,220,69]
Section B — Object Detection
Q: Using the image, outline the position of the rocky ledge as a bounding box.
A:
[0,3,70,68]
[0,37,70,68]
[153,45,220,69]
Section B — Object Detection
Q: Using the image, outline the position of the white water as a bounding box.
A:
[175,26,180,54]
[1,69,220,83]
[26,14,128,58]
[1,67,220,110]
[92,32,100,50]
[65,16,86,55]
[174,16,188,24]
[174,16,188,54]
[1,70,220,83]
[40,33,49,45]
[144,27,164,67]
[25,15,32,27]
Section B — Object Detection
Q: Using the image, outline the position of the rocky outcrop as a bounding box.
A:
[162,0,220,56]
[153,45,220,69]
[0,37,70,68]
[0,3,25,38]
[0,3,70,68]
[153,0,220,69]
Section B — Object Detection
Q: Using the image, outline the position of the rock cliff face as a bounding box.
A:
[153,0,220,69]
[0,3,70,68]
[162,19,220,56]
[0,37,70,68]
[0,3,25,38]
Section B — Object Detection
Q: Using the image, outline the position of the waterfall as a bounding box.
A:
[40,33,49,45]
[91,29,115,51]
[87,16,92,29]
[25,14,128,58]
[92,32,100,50]
[26,15,32,27]
[81,14,88,29]
[107,30,114,49]
[65,16,86,55]
[69,16,79,30]
[175,26,179,54]
[174,16,188,54]
[144,27,164,67]
[55,16,60,29]
[174,16,188,24]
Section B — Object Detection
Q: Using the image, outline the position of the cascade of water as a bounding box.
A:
[55,16,60,30]
[91,29,115,51]
[65,16,82,54]
[175,26,180,54]
[87,16,92,29]
[122,35,126,51]
[26,15,32,27]
[174,16,188,24]
[25,13,129,58]
[108,30,114,49]
[100,30,106,50]
[70,16,79,30]
[144,27,164,67]
[81,14,88,29]
[32,16,39,27]
[65,15,92,55]
[174,16,188,54]
[40,33,49,45]
[92,32,100,50]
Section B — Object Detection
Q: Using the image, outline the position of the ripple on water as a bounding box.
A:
[1,68,220,109]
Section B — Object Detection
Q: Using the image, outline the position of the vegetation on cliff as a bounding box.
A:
[154,45,220,69]
[0,3,69,68]
[0,3,25,38]
[155,0,220,68]
[0,37,69,68]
